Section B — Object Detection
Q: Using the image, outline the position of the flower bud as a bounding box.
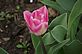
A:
[23,6,48,36]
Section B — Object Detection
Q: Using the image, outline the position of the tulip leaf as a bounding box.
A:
[42,32,55,45]
[56,0,76,11]
[45,42,58,53]
[35,42,44,54]
[76,28,82,42]
[51,25,67,43]
[67,0,82,40]
[49,13,67,30]
[41,0,76,14]
[31,34,44,54]
[41,0,66,13]
[63,40,82,54]
[31,34,40,48]
[48,39,70,54]
[0,47,8,54]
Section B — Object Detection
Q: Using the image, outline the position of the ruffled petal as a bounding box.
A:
[32,19,40,26]
[23,11,35,29]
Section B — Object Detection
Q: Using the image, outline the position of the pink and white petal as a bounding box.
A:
[32,19,40,26]
[23,11,31,25]
[23,11,31,22]
[32,10,38,19]
[44,22,48,28]
[32,10,41,20]
[43,6,48,22]
[38,6,45,13]
[40,23,48,32]
[23,11,35,28]
[33,23,42,32]
[29,23,42,34]
[35,23,47,36]
[38,6,48,22]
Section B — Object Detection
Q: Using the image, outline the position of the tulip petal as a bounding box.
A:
[29,23,42,33]
[38,6,48,22]
[44,22,48,28]
[34,22,48,36]
[32,10,41,20]
[23,11,35,28]
[32,10,38,19]
[23,6,48,36]
[33,19,40,26]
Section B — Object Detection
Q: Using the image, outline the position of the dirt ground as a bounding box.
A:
[0,0,59,54]
[0,0,43,54]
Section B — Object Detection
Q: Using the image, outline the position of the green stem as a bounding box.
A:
[39,36,47,54]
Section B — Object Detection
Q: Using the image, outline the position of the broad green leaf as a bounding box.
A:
[57,0,76,11]
[49,13,67,30]
[42,32,55,45]
[48,39,70,54]
[31,34,40,48]
[76,28,82,42]
[45,42,58,53]
[63,40,82,54]
[51,25,67,43]
[0,47,8,54]
[68,16,80,40]
[41,0,66,13]
[68,0,82,40]
[57,48,64,54]
[35,42,44,54]
[31,34,44,54]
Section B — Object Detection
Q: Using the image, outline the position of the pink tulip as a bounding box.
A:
[23,6,48,36]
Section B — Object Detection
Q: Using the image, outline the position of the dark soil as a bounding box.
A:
[0,0,43,54]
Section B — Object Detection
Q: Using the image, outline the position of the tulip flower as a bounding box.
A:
[23,6,48,36]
